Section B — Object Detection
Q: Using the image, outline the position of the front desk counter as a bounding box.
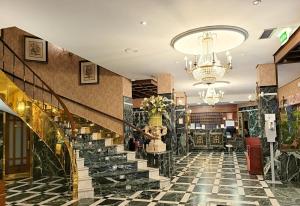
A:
[190,129,245,151]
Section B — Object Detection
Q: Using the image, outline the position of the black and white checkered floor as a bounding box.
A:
[5,151,281,206]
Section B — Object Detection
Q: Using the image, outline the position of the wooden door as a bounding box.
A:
[4,113,31,179]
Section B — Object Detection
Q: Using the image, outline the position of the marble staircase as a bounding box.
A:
[75,137,170,198]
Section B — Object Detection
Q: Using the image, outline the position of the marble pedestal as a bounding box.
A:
[146,151,173,177]
[146,139,166,153]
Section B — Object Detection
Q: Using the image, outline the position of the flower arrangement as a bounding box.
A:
[140,95,168,116]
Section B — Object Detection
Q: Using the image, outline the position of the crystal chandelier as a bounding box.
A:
[185,32,232,84]
[199,86,224,105]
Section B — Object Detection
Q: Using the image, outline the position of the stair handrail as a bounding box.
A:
[0,38,78,199]
[0,38,155,141]
[58,94,155,139]
[0,38,76,136]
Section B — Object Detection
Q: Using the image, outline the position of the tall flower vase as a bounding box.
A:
[149,113,162,127]
[145,113,167,153]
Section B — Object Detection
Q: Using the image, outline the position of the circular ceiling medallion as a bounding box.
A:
[171,25,248,55]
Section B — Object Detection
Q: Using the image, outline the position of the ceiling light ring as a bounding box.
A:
[170,25,249,50]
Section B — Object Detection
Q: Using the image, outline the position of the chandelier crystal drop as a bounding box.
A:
[185,32,232,84]
[199,86,224,106]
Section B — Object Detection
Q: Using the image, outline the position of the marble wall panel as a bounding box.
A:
[32,134,65,178]
[175,106,187,155]
[123,97,133,150]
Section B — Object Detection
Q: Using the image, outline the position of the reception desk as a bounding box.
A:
[191,129,224,149]
[0,180,5,205]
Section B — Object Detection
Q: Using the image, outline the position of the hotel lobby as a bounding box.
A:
[1,1,300,205]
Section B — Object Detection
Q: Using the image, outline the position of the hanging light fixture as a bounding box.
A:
[171,26,248,84]
[199,86,224,106]
[184,32,232,84]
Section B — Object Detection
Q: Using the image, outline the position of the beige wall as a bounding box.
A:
[157,73,174,94]
[257,63,277,87]
[278,76,300,102]
[3,27,130,135]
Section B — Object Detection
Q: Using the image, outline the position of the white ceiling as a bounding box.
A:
[1,0,300,104]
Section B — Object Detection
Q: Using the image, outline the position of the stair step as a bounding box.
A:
[136,159,148,170]
[115,144,124,152]
[156,176,171,189]
[81,152,128,164]
[77,157,85,169]
[78,167,90,177]
[93,177,160,196]
[146,167,160,179]
[91,169,150,181]
[88,161,137,174]
[126,151,136,161]
[78,187,94,199]
[78,177,93,190]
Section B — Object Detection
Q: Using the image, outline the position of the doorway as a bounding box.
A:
[4,113,32,180]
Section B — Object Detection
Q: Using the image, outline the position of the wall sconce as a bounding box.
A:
[16,99,26,116]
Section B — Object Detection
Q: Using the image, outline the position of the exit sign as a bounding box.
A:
[279,31,288,45]
[278,28,293,45]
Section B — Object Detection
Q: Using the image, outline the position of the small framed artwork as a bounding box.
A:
[24,36,48,63]
[79,61,99,85]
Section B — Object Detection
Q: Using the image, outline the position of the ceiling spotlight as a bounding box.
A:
[140,21,147,26]
[253,0,262,5]
[124,48,138,53]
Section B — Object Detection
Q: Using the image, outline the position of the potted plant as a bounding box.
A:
[140,95,168,127]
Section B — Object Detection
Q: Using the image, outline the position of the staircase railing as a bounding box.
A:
[0,63,154,141]
[0,38,78,199]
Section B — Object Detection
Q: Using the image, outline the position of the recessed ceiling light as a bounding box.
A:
[140,21,147,26]
[124,48,138,53]
[253,0,262,5]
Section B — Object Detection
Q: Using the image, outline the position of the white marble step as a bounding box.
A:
[115,144,124,153]
[78,176,93,190]
[146,167,160,179]
[78,187,94,199]
[136,159,148,169]
[104,138,113,146]
[156,176,171,189]
[78,166,89,177]
[77,157,85,169]
[126,151,136,161]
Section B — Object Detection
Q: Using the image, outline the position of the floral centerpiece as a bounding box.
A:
[140,95,168,127]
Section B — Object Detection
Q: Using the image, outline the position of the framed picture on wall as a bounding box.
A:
[79,61,99,85]
[24,36,48,63]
